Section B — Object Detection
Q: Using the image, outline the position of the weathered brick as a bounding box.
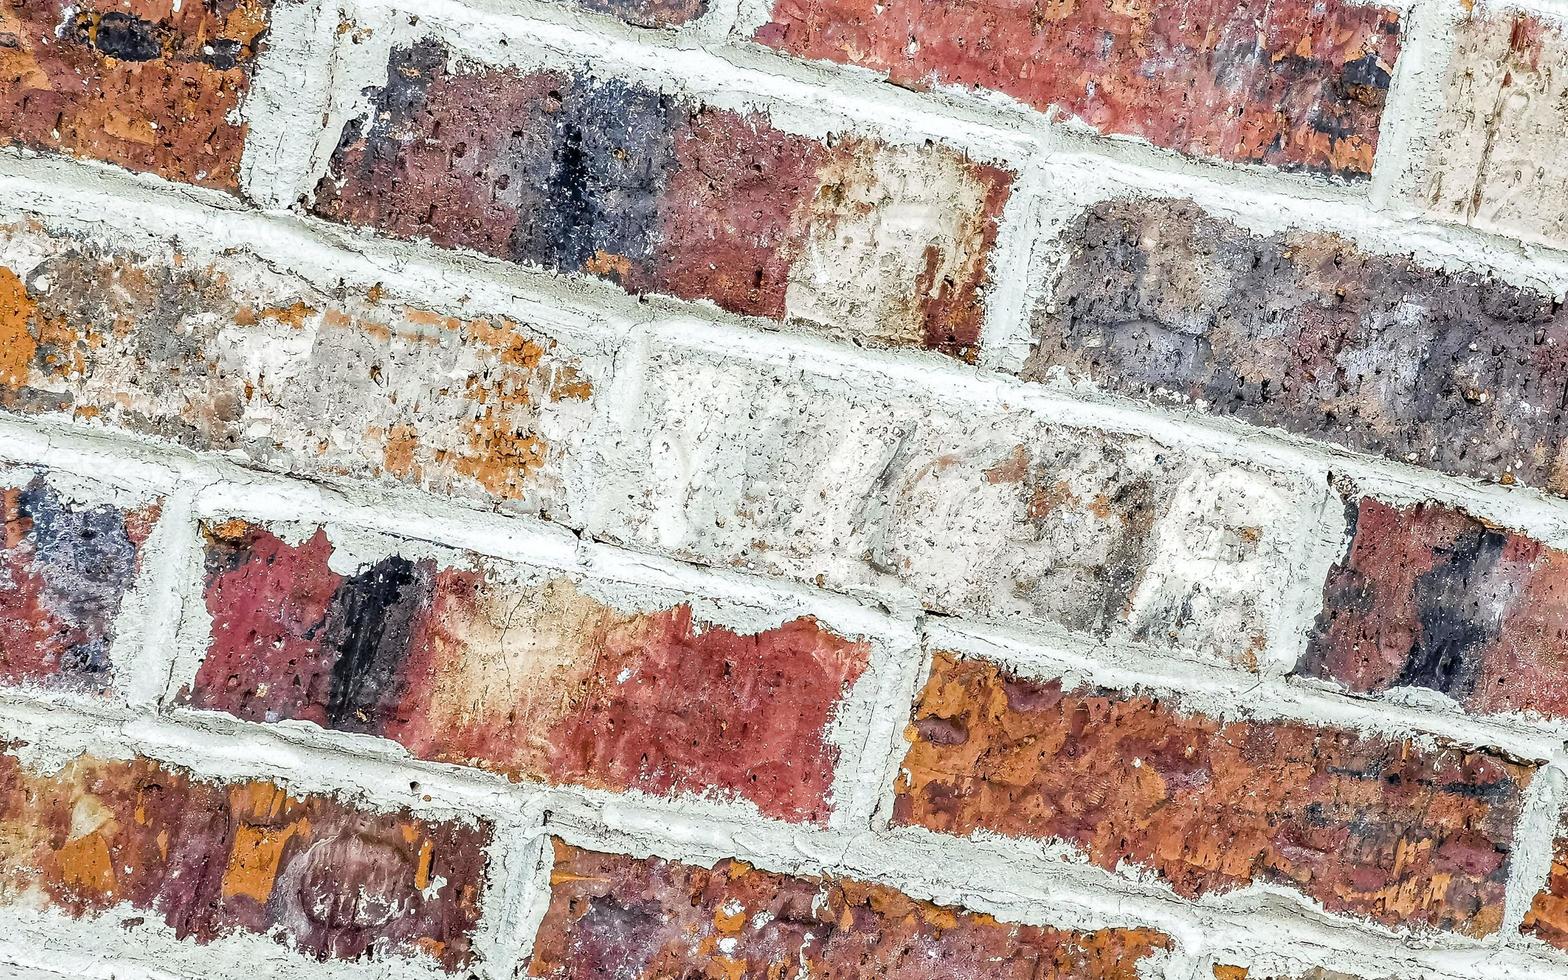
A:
[1525,811,1568,950]
[573,0,706,28]
[525,841,1171,978]
[0,474,157,692]
[0,219,600,521]
[1298,496,1568,721]
[895,651,1533,935]
[310,41,1011,359]
[0,1,271,191]
[595,346,1312,666]
[183,521,871,823]
[0,748,488,970]
[1025,198,1568,494]
[754,0,1399,177]
[1418,9,1568,249]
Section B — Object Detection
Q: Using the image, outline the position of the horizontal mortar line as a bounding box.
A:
[8,147,1568,546]
[0,690,1557,980]
[0,403,1559,755]
[923,615,1568,762]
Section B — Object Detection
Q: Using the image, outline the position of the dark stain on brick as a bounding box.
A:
[526,842,1172,979]
[1298,497,1568,720]
[0,748,489,970]
[0,476,154,691]
[311,41,1010,358]
[1025,198,1568,494]
[756,0,1400,176]
[0,1,272,190]
[321,555,433,734]
[895,652,1533,935]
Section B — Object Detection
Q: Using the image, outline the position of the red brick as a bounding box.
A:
[1298,497,1568,721]
[895,652,1532,935]
[754,0,1399,177]
[310,41,1011,359]
[0,0,271,191]
[1525,812,1568,950]
[0,747,489,970]
[525,841,1171,978]
[184,521,872,824]
[574,0,706,28]
[0,474,157,692]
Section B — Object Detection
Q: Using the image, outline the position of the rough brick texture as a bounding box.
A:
[1419,9,1568,249]
[0,220,599,520]
[1299,496,1568,721]
[526,841,1171,978]
[1026,198,1568,494]
[597,346,1310,667]
[0,748,489,970]
[185,521,870,823]
[573,0,706,28]
[1525,812,1568,951]
[0,474,157,692]
[754,0,1400,176]
[311,41,1011,358]
[0,0,271,191]
[895,652,1532,936]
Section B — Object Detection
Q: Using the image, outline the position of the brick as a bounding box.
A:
[0,474,157,692]
[594,345,1312,666]
[573,0,706,28]
[183,521,871,823]
[1418,9,1568,249]
[1298,496,1568,721]
[895,651,1533,935]
[1025,198,1568,494]
[0,1,271,191]
[0,747,488,970]
[753,0,1399,177]
[310,40,1011,359]
[525,841,1171,978]
[1525,811,1568,950]
[0,219,600,521]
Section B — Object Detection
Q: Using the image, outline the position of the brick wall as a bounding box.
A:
[7,0,1568,978]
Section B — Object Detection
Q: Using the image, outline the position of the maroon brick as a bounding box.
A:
[0,748,489,970]
[1299,496,1568,721]
[0,0,272,191]
[573,0,706,28]
[895,652,1533,936]
[0,475,157,692]
[311,41,1011,359]
[754,0,1400,176]
[186,521,871,823]
[525,842,1171,978]
[1025,198,1568,495]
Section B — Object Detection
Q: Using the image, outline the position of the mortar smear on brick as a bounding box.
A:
[895,652,1532,936]
[1298,495,1568,722]
[0,219,598,521]
[1419,7,1568,250]
[0,748,489,970]
[754,0,1399,176]
[186,521,871,824]
[525,841,1171,978]
[1026,197,1568,495]
[0,0,271,191]
[310,41,1010,359]
[601,348,1310,667]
